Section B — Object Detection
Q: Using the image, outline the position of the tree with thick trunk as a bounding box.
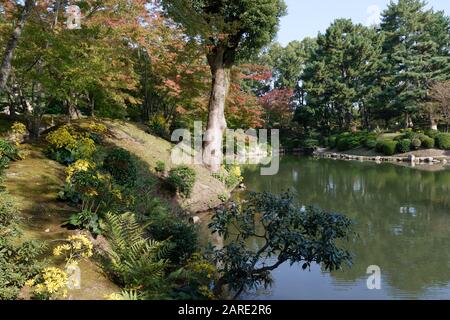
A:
[0,0,34,93]
[163,0,286,172]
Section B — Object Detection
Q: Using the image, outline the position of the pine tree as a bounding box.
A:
[379,0,450,128]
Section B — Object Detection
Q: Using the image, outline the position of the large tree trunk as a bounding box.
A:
[203,47,231,172]
[0,0,34,93]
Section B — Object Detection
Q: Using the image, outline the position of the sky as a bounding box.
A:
[276,0,450,46]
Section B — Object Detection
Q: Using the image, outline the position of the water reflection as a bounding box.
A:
[236,157,450,299]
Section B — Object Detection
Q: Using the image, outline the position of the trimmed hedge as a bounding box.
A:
[376,140,398,156]
[397,139,411,153]
[411,138,421,150]
[435,133,450,150]
[421,136,435,149]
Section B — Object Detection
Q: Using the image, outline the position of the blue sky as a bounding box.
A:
[277,0,450,46]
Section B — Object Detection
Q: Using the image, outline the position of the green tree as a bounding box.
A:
[378,0,450,128]
[162,0,286,172]
[297,19,382,133]
[209,191,353,299]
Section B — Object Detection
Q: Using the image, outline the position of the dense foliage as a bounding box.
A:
[209,191,354,298]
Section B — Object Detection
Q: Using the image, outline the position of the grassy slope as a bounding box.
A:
[101,119,228,213]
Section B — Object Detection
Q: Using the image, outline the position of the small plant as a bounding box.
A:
[26,267,68,300]
[167,166,196,198]
[397,139,411,153]
[103,148,137,186]
[53,234,94,265]
[155,160,166,174]
[67,201,102,235]
[218,192,228,203]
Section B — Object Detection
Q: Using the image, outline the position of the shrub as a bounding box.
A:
[60,160,105,203]
[147,216,198,265]
[376,140,398,156]
[364,138,377,149]
[302,139,319,149]
[0,139,18,178]
[10,122,27,145]
[336,132,365,151]
[46,126,95,164]
[103,148,137,186]
[212,164,243,189]
[421,136,435,149]
[425,129,439,139]
[411,138,422,150]
[0,193,46,299]
[168,166,196,198]
[435,133,450,150]
[155,161,165,174]
[397,139,411,153]
[148,114,170,138]
[328,136,337,149]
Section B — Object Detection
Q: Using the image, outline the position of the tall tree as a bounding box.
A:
[0,0,34,93]
[162,0,286,172]
[379,0,450,128]
[297,19,382,133]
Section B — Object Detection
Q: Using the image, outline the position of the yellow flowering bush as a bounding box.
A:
[10,122,27,145]
[53,234,94,265]
[180,253,219,300]
[212,164,243,189]
[86,122,107,134]
[65,159,96,182]
[26,267,68,300]
[60,159,105,202]
[46,125,96,164]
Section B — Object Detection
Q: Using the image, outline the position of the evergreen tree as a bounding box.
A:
[296,19,382,132]
[378,0,450,128]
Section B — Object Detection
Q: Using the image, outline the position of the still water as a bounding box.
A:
[227,157,450,299]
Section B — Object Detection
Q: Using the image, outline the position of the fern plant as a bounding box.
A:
[102,212,172,298]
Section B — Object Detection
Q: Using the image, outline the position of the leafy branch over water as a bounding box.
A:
[209,191,355,299]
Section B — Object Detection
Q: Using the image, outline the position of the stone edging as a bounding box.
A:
[313,150,450,165]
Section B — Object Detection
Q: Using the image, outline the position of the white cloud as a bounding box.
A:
[366,5,381,26]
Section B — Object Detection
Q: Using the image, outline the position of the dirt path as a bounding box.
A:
[4,144,118,300]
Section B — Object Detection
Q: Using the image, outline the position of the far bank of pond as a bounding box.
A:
[200,156,450,299]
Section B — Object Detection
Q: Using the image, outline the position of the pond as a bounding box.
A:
[202,156,450,300]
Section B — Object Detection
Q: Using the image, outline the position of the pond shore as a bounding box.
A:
[312,147,450,165]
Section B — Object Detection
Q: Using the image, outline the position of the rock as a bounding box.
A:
[443,159,448,164]
[189,216,201,224]
[45,228,50,233]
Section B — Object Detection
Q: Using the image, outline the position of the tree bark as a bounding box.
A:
[0,0,34,93]
[203,47,231,172]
